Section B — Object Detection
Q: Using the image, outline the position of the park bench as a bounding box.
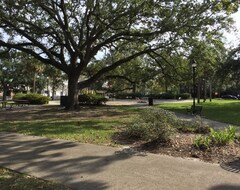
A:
[0,100,29,110]
[186,105,203,115]
[0,101,7,109]
[12,100,30,107]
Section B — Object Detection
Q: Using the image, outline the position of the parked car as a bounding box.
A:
[221,95,238,100]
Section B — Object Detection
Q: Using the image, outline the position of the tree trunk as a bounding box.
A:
[52,85,55,100]
[197,79,201,104]
[203,80,207,102]
[209,81,212,102]
[33,72,36,93]
[47,77,50,97]
[2,84,7,101]
[132,83,136,98]
[66,74,79,110]
[165,79,168,93]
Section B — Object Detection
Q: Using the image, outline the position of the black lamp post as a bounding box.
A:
[192,60,197,113]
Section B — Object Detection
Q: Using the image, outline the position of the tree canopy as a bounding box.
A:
[0,0,238,109]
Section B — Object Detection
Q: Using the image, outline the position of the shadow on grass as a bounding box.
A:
[0,166,73,190]
[0,132,135,189]
[0,105,137,123]
[0,119,126,145]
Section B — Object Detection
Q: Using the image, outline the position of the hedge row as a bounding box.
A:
[78,94,108,105]
[13,93,51,104]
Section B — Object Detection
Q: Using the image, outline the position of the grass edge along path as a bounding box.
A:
[158,99,240,126]
[0,166,72,190]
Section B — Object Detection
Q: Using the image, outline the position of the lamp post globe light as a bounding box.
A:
[192,60,197,113]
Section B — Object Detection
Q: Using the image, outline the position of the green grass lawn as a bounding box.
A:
[0,105,138,146]
[0,118,126,145]
[158,99,240,126]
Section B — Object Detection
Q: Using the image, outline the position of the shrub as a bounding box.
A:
[209,126,236,146]
[78,94,107,105]
[126,108,176,142]
[193,126,237,150]
[26,93,50,104]
[191,116,210,134]
[147,94,162,99]
[193,136,211,150]
[13,93,26,100]
[176,93,191,100]
[13,93,50,104]
[175,116,210,134]
[159,92,175,99]
[236,134,240,141]
[126,123,149,140]
[115,92,143,99]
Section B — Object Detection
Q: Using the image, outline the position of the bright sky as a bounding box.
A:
[224,10,240,48]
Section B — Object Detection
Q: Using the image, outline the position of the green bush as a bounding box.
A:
[13,93,50,104]
[193,136,211,150]
[193,126,237,150]
[236,134,240,141]
[13,93,26,100]
[126,108,176,142]
[126,123,149,139]
[176,93,191,100]
[175,116,210,134]
[78,94,107,105]
[115,92,143,99]
[147,94,162,99]
[159,92,175,99]
[191,116,210,134]
[209,126,236,146]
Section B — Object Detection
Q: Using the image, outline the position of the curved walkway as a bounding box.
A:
[0,132,239,190]
[0,100,239,189]
[50,99,239,132]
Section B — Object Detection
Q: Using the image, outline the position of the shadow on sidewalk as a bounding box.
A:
[209,184,240,190]
[0,132,139,189]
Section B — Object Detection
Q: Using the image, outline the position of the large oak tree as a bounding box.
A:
[0,0,237,109]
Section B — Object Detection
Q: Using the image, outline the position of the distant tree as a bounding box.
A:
[0,1,238,109]
[43,65,66,100]
[0,58,14,100]
[216,47,240,95]
[189,38,227,102]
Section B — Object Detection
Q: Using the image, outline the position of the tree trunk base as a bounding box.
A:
[64,103,80,111]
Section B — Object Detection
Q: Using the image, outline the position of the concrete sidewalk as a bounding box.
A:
[50,99,239,131]
[174,113,234,131]
[0,132,239,190]
[105,99,240,132]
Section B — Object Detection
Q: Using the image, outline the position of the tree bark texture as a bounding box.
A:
[66,74,80,110]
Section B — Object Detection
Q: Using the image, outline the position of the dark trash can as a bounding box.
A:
[148,97,153,106]
[60,96,68,107]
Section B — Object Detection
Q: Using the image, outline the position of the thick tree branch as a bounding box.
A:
[0,40,68,72]
[78,48,155,89]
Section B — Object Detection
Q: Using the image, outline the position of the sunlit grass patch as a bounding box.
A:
[158,100,240,126]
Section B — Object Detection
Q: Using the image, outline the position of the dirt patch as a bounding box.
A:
[140,133,239,164]
[0,105,130,122]
[114,132,240,165]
